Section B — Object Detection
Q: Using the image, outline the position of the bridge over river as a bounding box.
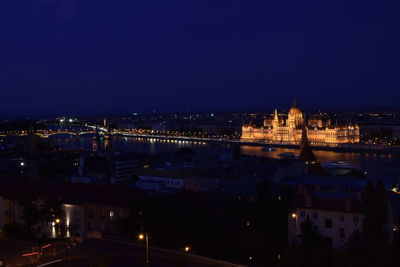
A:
[0,130,98,138]
[1,127,399,154]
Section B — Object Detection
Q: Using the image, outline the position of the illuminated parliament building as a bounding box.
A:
[241,101,360,145]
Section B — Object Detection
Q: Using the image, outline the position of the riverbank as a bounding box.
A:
[116,132,400,155]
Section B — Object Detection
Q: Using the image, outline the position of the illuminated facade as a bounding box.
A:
[241,101,360,145]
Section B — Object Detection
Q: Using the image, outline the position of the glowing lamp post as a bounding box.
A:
[291,213,297,242]
[138,233,149,266]
[54,218,61,236]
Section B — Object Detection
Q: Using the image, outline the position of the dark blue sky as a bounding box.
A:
[1,0,400,116]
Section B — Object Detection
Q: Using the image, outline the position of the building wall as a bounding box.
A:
[84,203,129,236]
[288,208,363,248]
[53,203,131,238]
[136,175,187,191]
[62,204,85,238]
[0,197,3,229]
[2,198,24,226]
[113,159,141,183]
[136,175,212,193]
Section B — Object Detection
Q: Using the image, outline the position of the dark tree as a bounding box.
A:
[362,180,390,266]
[256,179,271,206]
[293,217,332,267]
[299,217,322,250]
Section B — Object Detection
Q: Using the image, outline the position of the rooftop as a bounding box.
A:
[283,174,367,189]
[136,165,215,179]
[0,178,146,207]
[291,190,363,214]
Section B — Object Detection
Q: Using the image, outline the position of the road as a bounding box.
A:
[0,238,245,267]
[51,239,245,267]
[0,239,65,267]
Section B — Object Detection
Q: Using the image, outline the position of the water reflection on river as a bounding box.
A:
[52,135,400,183]
[242,145,400,182]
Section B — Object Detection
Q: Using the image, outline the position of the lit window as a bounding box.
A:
[110,211,114,220]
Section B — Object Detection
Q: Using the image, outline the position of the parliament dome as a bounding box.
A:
[288,100,302,116]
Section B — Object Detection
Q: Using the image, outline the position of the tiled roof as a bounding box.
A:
[291,191,363,214]
[0,178,145,207]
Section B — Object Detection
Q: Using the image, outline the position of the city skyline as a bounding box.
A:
[2,1,400,267]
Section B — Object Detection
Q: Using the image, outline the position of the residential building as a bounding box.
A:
[289,189,364,248]
[135,166,215,193]
[0,197,25,227]
[0,179,145,239]
[112,158,141,183]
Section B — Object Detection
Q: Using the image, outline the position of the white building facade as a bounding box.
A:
[289,206,363,248]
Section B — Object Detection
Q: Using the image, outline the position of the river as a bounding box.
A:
[51,135,400,184]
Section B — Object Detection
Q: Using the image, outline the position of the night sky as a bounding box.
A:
[1,0,400,116]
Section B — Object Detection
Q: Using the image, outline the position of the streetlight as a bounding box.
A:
[184,246,190,252]
[291,213,297,243]
[138,233,149,266]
